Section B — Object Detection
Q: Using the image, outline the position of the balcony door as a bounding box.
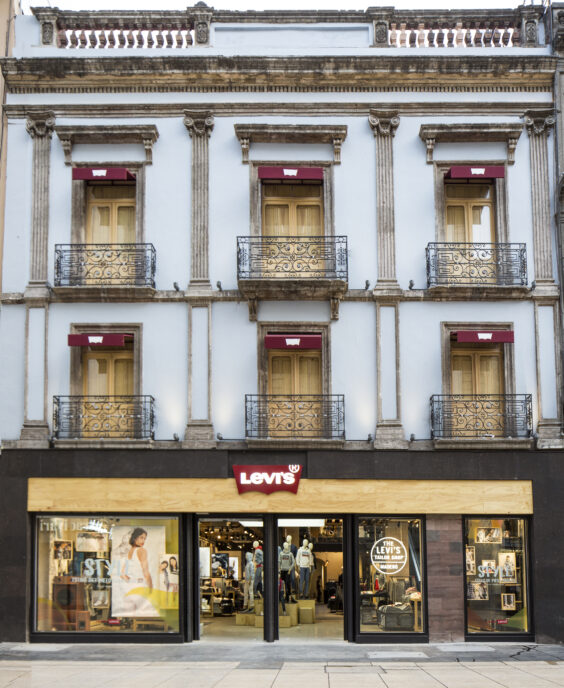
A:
[85,185,136,284]
[445,183,495,284]
[262,183,323,278]
[82,345,134,438]
[267,350,322,437]
[450,345,504,437]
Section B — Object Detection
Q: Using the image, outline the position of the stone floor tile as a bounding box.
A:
[419,666,507,688]
[0,671,29,688]
[327,674,387,688]
[379,669,446,688]
[212,668,280,688]
[273,669,329,688]
[157,670,233,688]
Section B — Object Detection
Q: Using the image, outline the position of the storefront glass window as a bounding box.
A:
[36,516,179,633]
[465,517,529,634]
[357,518,424,633]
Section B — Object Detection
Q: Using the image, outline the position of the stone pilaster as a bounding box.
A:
[369,110,400,289]
[525,111,555,286]
[184,110,214,290]
[25,112,55,297]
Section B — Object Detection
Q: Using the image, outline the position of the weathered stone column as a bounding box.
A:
[525,111,556,285]
[20,112,55,447]
[184,110,214,289]
[26,112,55,293]
[369,110,400,288]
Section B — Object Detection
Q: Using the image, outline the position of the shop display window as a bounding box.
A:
[465,517,529,634]
[357,517,424,633]
[35,516,180,633]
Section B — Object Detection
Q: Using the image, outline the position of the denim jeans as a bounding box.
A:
[299,566,310,598]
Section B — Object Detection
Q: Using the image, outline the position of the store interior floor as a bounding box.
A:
[200,603,343,641]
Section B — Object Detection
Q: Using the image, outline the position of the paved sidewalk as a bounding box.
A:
[1,643,564,688]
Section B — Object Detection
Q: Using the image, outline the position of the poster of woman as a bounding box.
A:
[158,554,179,593]
[111,525,165,617]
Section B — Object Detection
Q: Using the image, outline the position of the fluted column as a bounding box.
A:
[26,112,55,291]
[525,111,555,285]
[184,110,214,289]
[369,110,400,288]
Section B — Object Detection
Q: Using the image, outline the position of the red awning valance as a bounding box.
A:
[72,167,136,181]
[455,331,514,343]
[445,166,505,180]
[68,333,133,347]
[265,334,322,350]
[258,166,324,181]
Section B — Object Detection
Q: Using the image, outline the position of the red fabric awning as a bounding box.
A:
[445,166,505,179]
[72,167,136,181]
[265,334,322,349]
[455,331,514,343]
[258,166,324,180]
[68,333,132,346]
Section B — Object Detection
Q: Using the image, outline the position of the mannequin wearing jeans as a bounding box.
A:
[252,541,263,598]
[286,535,298,598]
[278,542,295,603]
[296,538,312,599]
[242,551,254,611]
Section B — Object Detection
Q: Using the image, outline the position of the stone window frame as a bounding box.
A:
[440,321,515,396]
[257,322,331,396]
[434,162,509,244]
[249,161,335,239]
[69,323,143,396]
[70,162,146,245]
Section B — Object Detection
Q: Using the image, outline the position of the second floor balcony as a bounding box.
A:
[426,242,527,288]
[53,395,155,440]
[430,394,532,441]
[245,394,345,441]
[54,243,156,290]
[237,236,348,304]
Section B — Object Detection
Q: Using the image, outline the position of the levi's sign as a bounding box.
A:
[370,537,408,574]
[233,465,302,495]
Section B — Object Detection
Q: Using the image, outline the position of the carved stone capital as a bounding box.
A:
[184,110,214,138]
[524,111,555,137]
[26,112,55,139]
[368,110,400,138]
[192,8,212,45]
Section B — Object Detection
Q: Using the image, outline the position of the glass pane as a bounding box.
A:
[296,205,322,237]
[198,517,264,640]
[358,518,424,633]
[277,517,343,639]
[297,354,321,395]
[116,206,135,243]
[465,517,529,634]
[114,357,134,396]
[88,185,135,200]
[263,183,321,198]
[270,355,293,395]
[451,355,474,394]
[264,205,290,237]
[89,206,111,243]
[36,516,180,633]
[471,205,492,243]
[478,355,502,395]
[445,184,491,200]
[86,357,108,395]
[446,206,467,242]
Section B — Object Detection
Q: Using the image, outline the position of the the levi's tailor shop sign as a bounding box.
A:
[233,465,302,495]
[370,537,408,574]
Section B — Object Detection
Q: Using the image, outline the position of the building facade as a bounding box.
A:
[1,3,564,644]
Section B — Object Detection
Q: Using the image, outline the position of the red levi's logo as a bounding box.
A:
[232,465,302,495]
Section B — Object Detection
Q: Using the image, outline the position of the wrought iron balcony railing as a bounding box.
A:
[54,244,156,287]
[245,394,345,440]
[53,395,155,440]
[430,394,532,440]
[237,236,348,281]
[426,243,527,287]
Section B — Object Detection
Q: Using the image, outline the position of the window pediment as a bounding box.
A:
[419,123,522,164]
[55,125,159,165]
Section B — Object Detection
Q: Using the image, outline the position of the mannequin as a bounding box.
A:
[278,541,295,603]
[308,542,315,599]
[242,551,254,611]
[252,540,263,598]
[286,535,297,597]
[296,538,313,598]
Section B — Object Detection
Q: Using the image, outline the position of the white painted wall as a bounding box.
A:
[400,300,537,440]
[0,305,26,439]
[211,301,257,439]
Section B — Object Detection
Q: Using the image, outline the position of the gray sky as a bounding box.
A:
[21,1,547,13]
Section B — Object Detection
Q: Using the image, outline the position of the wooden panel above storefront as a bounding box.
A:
[28,478,533,514]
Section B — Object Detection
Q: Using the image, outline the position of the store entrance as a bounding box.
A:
[277,517,344,640]
[198,517,264,640]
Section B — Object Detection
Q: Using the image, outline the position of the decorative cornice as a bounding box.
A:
[183,110,214,138]
[524,110,556,137]
[368,110,400,137]
[55,124,159,164]
[25,111,55,139]
[234,124,348,164]
[419,122,523,164]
